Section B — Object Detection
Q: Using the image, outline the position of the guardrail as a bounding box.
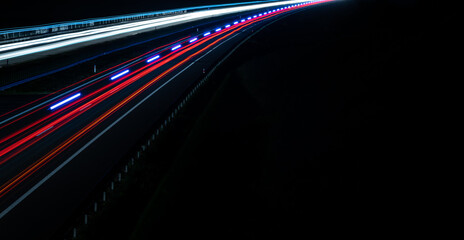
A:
[0,0,280,44]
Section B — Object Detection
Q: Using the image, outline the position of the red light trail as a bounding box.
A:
[0,1,331,203]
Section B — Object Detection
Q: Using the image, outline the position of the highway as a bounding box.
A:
[0,1,332,239]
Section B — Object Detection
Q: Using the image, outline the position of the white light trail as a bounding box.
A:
[0,1,321,61]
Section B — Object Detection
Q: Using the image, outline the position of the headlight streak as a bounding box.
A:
[110,69,130,80]
[0,0,331,205]
[49,93,82,110]
[0,36,191,130]
[0,0,318,61]
[146,55,160,63]
[171,44,182,51]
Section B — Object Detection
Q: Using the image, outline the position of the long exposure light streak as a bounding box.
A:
[0,1,321,61]
[171,44,182,51]
[0,36,190,127]
[146,55,160,63]
[110,69,130,80]
[0,36,195,153]
[49,93,82,110]
[0,1,329,164]
[0,1,333,218]
[0,4,268,164]
[0,5,269,199]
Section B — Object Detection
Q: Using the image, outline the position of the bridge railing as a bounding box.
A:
[0,1,279,44]
[0,10,186,43]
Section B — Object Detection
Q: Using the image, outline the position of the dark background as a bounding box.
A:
[119,0,453,239]
[1,0,454,238]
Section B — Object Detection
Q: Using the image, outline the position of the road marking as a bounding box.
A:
[35,126,54,137]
